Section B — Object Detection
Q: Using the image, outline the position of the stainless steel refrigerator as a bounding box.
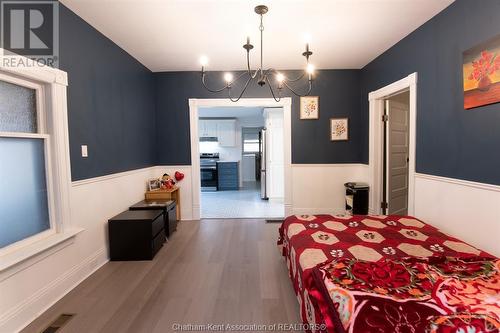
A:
[259,128,268,200]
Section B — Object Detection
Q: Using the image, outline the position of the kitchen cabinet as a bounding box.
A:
[217,119,236,146]
[199,119,218,137]
[217,161,239,190]
[198,119,237,146]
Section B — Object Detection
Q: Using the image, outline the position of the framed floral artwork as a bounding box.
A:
[463,34,500,109]
[330,118,348,141]
[300,96,319,119]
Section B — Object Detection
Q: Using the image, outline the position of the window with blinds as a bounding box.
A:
[243,131,260,153]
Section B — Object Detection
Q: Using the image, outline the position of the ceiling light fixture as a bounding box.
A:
[199,5,315,102]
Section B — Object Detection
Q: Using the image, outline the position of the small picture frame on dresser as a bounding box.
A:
[147,178,161,191]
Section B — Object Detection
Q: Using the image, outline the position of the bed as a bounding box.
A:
[278,214,500,333]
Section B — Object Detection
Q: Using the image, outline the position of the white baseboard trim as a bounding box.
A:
[415,173,500,192]
[0,248,108,333]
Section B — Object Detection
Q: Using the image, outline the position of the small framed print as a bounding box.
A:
[300,96,319,119]
[330,118,348,141]
[147,178,161,191]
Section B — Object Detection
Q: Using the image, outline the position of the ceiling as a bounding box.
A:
[60,0,454,72]
[199,107,264,119]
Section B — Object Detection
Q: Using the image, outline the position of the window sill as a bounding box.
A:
[0,228,84,282]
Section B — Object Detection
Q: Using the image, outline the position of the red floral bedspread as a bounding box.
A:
[312,256,500,333]
[277,214,496,332]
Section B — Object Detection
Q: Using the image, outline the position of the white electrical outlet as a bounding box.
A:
[81,145,88,157]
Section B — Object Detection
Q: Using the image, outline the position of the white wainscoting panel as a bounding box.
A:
[414,173,500,257]
[291,164,369,215]
[0,165,191,332]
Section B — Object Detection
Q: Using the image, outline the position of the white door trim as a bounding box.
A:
[368,73,417,215]
[188,98,293,220]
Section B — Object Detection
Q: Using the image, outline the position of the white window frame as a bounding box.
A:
[0,74,57,253]
[0,52,82,276]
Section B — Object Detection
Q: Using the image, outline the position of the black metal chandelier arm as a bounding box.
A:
[263,68,306,84]
[201,74,229,93]
[285,56,311,82]
[201,71,249,93]
[246,51,259,79]
[227,76,253,102]
[282,79,313,97]
[264,76,281,102]
[283,71,306,83]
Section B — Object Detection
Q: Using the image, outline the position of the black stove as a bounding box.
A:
[200,153,219,189]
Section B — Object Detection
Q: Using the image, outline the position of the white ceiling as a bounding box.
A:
[60,0,454,72]
[199,107,263,119]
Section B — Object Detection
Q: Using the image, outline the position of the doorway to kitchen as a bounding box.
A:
[198,107,284,218]
[189,98,292,220]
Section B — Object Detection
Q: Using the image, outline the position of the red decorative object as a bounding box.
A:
[160,173,175,189]
[174,171,184,182]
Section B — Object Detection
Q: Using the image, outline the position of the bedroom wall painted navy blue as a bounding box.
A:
[360,0,500,185]
[59,4,157,181]
[154,70,363,165]
[6,1,497,185]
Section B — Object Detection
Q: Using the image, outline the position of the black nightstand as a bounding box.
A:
[108,209,165,261]
[129,200,177,237]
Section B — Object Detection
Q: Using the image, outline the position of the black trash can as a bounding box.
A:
[344,182,369,215]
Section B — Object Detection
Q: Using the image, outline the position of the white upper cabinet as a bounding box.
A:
[217,119,237,147]
[198,119,237,146]
[199,119,218,137]
[205,121,218,137]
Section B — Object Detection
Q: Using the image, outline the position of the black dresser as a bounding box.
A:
[129,200,177,237]
[108,210,165,261]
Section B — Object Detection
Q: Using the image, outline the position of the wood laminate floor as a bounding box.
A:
[22,219,300,333]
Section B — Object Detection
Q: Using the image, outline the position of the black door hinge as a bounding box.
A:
[382,114,389,122]
[381,201,388,209]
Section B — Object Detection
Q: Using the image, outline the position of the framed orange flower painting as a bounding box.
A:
[463,34,500,109]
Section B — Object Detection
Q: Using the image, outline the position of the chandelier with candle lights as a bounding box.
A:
[199,5,315,102]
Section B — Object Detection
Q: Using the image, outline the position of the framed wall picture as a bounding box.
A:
[300,96,319,119]
[330,118,348,141]
[463,34,500,109]
[147,178,161,191]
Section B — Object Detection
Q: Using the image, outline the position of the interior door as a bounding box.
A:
[386,98,409,215]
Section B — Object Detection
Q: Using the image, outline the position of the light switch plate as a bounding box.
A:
[81,145,88,158]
